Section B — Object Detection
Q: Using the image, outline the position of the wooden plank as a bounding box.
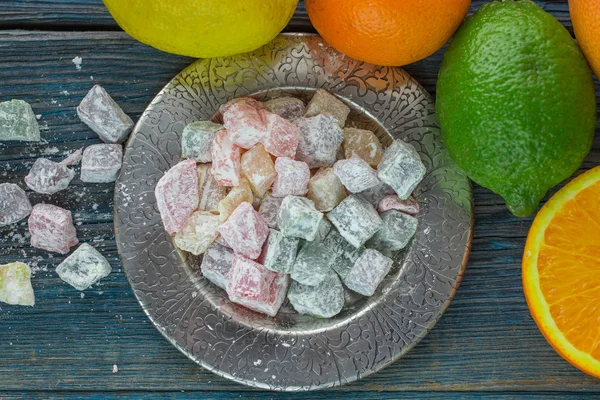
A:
[0,29,599,394]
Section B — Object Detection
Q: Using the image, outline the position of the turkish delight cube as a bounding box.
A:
[226,255,289,317]
[344,249,393,296]
[333,155,380,193]
[25,158,74,194]
[211,129,241,186]
[0,100,40,142]
[367,210,418,252]
[0,262,35,306]
[290,241,336,286]
[218,202,269,260]
[174,211,221,255]
[278,196,323,241]
[359,181,396,207]
[377,140,426,199]
[56,243,112,291]
[304,89,350,128]
[217,177,253,222]
[287,273,344,318]
[259,110,300,158]
[295,114,344,168]
[201,242,234,290]
[271,157,310,197]
[378,195,420,215]
[323,229,364,279]
[219,97,265,116]
[343,128,384,167]
[0,183,32,226]
[327,195,382,248]
[313,218,332,243]
[197,164,228,213]
[80,144,123,183]
[264,97,305,121]
[241,144,276,197]
[260,229,299,274]
[307,167,347,212]
[258,193,283,229]
[155,159,199,234]
[181,120,223,162]
[222,102,267,149]
[28,203,78,254]
[77,85,134,144]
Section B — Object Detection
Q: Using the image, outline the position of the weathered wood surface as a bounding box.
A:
[0,1,599,398]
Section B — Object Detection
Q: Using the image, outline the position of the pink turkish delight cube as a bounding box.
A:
[28,203,78,254]
[271,157,310,197]
[219,97,265,116]
[155,159,199,234]
[378,195,420,215]
[211,129,241,187]
[226,255,289,317]
[218,202,269,260]
[222,102,267,149]
[259,110,300,158]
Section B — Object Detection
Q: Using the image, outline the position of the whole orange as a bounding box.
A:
[305,0,471,66]
[570,0,600,78]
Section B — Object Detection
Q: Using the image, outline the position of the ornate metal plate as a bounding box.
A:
[114,33,473,391]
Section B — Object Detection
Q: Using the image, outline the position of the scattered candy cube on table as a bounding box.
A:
[25,158,75,194]
[378,195,420,215]
[219,202,269,260]
[359,181,396,207]
[155,159,199,234]
[211,129,241,186]
[0,99,40,142]
[0,262,35,306]
[0,183,32,226]
[258,193,283,229]
[295,114,344,168]
[291,241,336,286]
[367,210,418,252]
[217,178,253,222]
[343,128,384,167]
[271,157,310,197]
[327,194,382,248]
[197,164,228,213]
[80,144,123,183]
[28,203,78,254]
[201,243,234,290]
[264,97,305,121]
[241,144,276,197]
[226,255,289,317]
[323,228,364,279]
[77,85,134,144]
[287,273,344,318]
[173,211,221,255]
[344,249,393,296]
[260,229,299,274]
[307,167,347,212]
[277,196,323,241]
[181,121,223,162]
[304,88,350,128]
[55,243,112,291]
[222,102,267,149]
[334,155,380,193]
[259,110,300,158]
[377,140,426,199]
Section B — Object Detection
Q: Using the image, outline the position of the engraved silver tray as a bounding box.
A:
[114,33,473,391]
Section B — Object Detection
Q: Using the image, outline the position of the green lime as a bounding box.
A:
[436,0,596,217]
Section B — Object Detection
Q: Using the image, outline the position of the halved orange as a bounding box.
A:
[523,166,600,378]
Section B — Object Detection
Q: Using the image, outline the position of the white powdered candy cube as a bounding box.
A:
[80,144,123,183]
[173,211,221,255]
[258,193,283,229]
[304,89,350,128]
[56,243,112,291]
[77,85,134,144]
[0,183,32,226]
[287,273,344,318]
[181,121,223,162]
[264,97,305,121]
[260,229,299,274]
[278,196,323,241]
[344,249,393,296]
[200,242,234,290]
[333,155,380,193]
[155,159,199,234]
[0,100,40,142]
[291,241,335,286]
[0,262,35,306]
[295,114,344,168]
[327,195,382,248]
[197,164,228,213]
[313,218,332,243]
[307,167,347,212]
[271,157,310,197]
[367,210,418,252]
[28,203,78,254]
[323,228,364,279]
[25,158,74,194]
[359,181,396,207]
[377,140,426,199]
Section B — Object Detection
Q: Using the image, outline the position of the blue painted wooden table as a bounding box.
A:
[1,1,599,398]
